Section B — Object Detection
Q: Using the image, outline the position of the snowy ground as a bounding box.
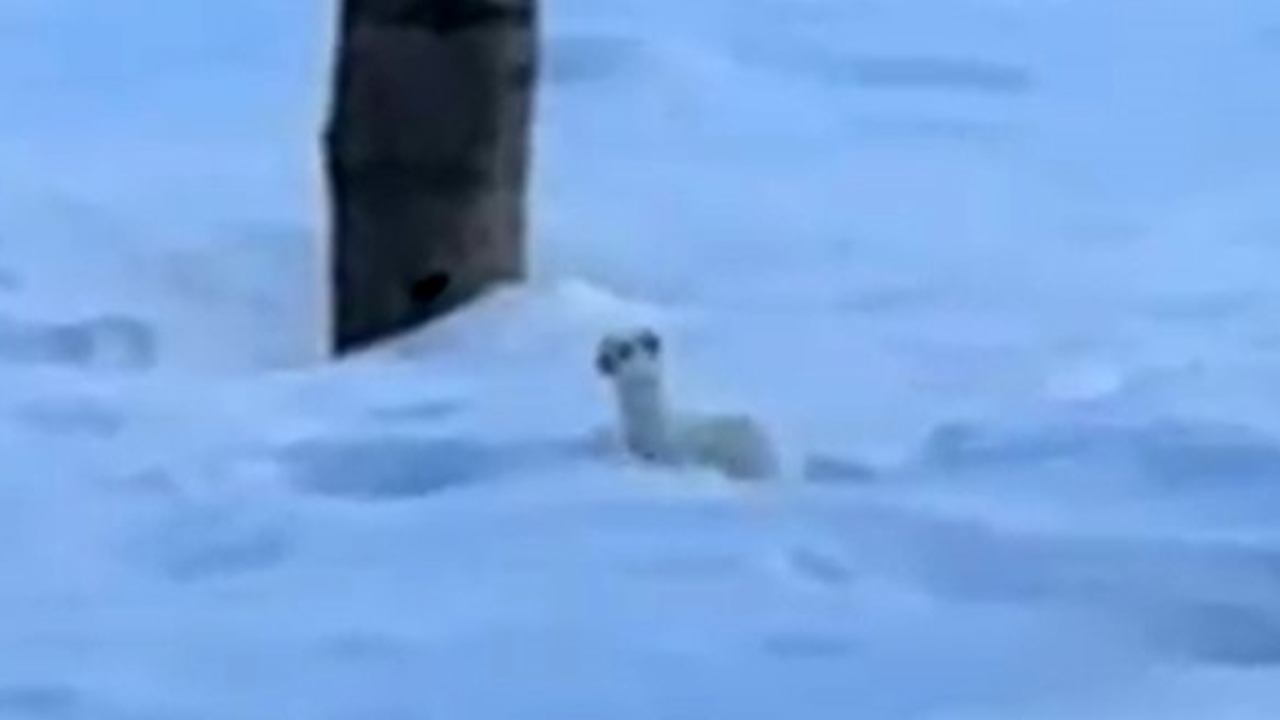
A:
[3,0,1280,717]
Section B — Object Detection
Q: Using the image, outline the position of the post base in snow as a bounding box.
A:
[325,0,537,354]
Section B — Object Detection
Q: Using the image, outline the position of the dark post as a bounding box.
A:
[325,0,537,353]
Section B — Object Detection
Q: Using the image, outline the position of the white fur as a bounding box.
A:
[596,328,780,480]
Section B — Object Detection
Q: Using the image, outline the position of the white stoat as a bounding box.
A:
[594,327,779,480]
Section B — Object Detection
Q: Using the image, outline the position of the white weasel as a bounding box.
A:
[595,327,780,480]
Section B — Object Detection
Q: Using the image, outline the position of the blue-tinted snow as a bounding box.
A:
[1,0,1280,716]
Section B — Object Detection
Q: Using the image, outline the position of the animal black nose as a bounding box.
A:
[596,352,616,375]
[616,343,633,361]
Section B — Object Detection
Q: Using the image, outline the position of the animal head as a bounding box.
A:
[595,327,663,382]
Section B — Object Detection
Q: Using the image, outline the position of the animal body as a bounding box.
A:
[594,328,779,480]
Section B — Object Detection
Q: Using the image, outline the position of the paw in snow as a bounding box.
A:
[594,327,780,480]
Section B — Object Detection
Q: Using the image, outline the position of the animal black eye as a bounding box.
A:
[638,331,660,355]
[616,343,633,361]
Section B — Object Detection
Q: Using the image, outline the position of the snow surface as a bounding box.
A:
[3,0,1280,716]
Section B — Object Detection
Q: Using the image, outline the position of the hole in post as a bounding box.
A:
[410,273,451,306]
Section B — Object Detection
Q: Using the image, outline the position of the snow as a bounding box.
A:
[2,0,1280,716]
